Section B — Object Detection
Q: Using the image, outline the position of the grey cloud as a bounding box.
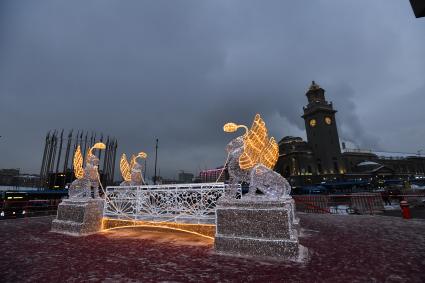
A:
[327,83,381,149]
[0,0,424,179]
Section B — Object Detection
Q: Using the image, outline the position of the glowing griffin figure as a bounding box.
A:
[223,114,291,200]
[120,152,147,186]
[69,143,106,199]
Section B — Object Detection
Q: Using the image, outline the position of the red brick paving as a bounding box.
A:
[1,213,424,282]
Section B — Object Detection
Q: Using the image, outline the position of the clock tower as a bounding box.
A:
[302,81,344,175]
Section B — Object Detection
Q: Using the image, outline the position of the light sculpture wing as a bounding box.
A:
[223,114,289,200]
[129,154,137,174]
[73,145,84,179]
[120,153,132,182]
[239,114,269,170]
[259,137,279,169]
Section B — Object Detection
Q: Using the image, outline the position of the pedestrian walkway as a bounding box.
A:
[1,214,424,282]
[383,206,425,219]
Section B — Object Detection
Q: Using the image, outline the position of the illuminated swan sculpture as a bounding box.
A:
[223,114,291,200]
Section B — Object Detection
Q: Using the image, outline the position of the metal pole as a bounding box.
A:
[40,131,50,187]
[62,130,72,188]
[107,139,117,186]
[83,131,88,159]
[48,131,57,174]
[53,129,64,188]
[154,138,158,185]
[98,133,104,162]
[89,131,94,150]
[103,136,110,181]
[111,140,118,184]
[71,130,79,172]
[144,158,147,181]
[63,130,72,173]
[106,140,112,185]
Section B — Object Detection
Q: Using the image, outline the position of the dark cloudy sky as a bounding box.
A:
[0,1,424,180]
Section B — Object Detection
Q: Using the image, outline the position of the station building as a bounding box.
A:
[274,82,425,188]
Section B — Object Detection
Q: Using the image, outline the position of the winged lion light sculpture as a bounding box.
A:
[68,142,106,199]
[119,152,147,186]
[223,114,291,200]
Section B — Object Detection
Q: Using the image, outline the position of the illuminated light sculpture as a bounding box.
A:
[223,114,290,200]
[215,114,305,261]
[52,142,107,236]
[68,142,106,199]
[102,218,216,239]
[120,152,147,186]
[103,183,228,223]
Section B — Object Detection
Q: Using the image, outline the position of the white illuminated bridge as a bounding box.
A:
[103,183,237,224]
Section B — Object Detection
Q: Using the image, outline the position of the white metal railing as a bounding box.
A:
[103,182,232,224]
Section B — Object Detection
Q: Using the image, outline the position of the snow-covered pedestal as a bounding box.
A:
[51,198,104,236]
[214,198,302,260]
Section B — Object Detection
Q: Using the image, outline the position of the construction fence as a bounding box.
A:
[293,192,425,215]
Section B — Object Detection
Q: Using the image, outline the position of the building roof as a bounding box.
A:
[357,161,380,166]
[279,136,304,144]
[372,151,418,159]
[354,165,395,175]
[343,149,422,160]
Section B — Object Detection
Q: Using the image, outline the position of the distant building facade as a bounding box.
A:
[0,169,20,186]
[275,81,425,187]
[0,169,41,188]
[199,167,227,183]
[178,171,194,183]
[12,174,41,188]
[153,176,179,185]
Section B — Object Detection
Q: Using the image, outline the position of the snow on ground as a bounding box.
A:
[328,205,351,215]
[1,214,424,282]
[384,204,401,211]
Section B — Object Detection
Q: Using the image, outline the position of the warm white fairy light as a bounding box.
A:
[69,142,106,198]
[120,151,147,185]
[223,114,290,199]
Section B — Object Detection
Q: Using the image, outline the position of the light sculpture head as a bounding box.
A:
[88,142,106,155]
[223,123,248,135]
[136,152,147,159]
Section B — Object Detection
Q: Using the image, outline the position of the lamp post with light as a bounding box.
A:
[154,138,158,185]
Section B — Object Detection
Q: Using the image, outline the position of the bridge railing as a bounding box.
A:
[103,183,228,224]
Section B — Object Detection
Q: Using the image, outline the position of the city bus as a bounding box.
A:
[0,191,29,218]
[1,190,68,218]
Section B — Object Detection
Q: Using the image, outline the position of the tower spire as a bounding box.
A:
[306,80,325,103]
[309,80,321,91]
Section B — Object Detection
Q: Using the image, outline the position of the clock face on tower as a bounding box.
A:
[325,116,332,125]
[309,119,317,127]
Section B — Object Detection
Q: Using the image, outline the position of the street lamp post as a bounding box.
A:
[154,138,158,184]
